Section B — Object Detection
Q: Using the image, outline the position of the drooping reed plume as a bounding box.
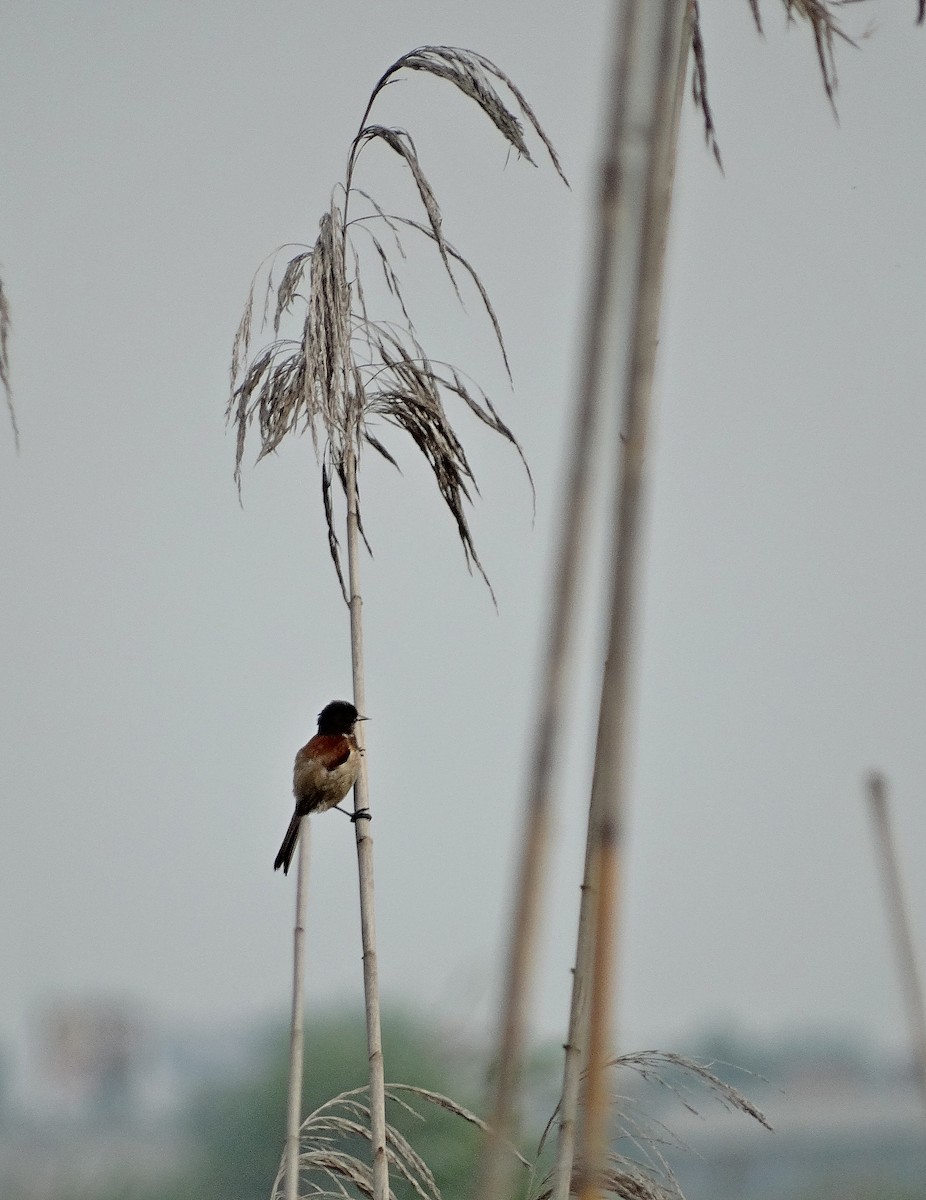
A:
[270,1084,529,1200]
[535,1050,770,1200]
[229,45,565,1200]
[230,46,566,602]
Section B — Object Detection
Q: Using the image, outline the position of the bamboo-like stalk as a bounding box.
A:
[552,8,691,1200]
[550,820,598,1200]
[575,5,690,1200]
[284,829,311,1200]
[477,8,690,1200]
[866,772,926,1121]
[344,439,389,1200]
[474,24,630,1200]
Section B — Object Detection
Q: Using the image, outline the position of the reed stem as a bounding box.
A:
[576,5,688,1200]
[284,827,311,1200]
[345,439,390,1200]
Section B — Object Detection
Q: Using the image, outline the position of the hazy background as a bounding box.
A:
[2,0,925,1073]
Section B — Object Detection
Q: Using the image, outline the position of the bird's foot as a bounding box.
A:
[351,808,372,823]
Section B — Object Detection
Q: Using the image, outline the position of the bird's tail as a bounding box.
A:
[274,813,303,874]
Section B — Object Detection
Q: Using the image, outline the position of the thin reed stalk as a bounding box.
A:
[477,7,691,1200]
[866,772,926,1122]
[473,5,633,1197]
[575,5,690,1200]
[552,8,691,1200]
[284,830,311,1200]
[345,439,389,1200]
[549,816,598,1200]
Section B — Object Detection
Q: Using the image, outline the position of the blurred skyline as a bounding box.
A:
[2,0,926,1066]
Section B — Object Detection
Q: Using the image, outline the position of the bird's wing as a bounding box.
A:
[297,733,353,772]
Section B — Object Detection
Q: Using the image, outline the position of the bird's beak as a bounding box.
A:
[357,715,369,722]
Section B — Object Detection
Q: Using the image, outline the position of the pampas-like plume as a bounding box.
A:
[539,1051,772,1200]
[229,45,565,599]
[269,1062,767,1200]
[535,1051,770,1200]
[270,1084,529,1200]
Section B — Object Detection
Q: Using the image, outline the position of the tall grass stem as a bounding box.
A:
[553,8,690,1200]
[866,772,926,1122]
[575,4,689,1200]
[345,440,390,1200]
[477,6,688,1200]
[474,46,618,1200]
[285,828,311,1200]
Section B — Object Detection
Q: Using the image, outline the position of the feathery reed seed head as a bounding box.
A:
[229,46,566,600]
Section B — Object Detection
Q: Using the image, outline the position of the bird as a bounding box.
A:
[273,699,366,874]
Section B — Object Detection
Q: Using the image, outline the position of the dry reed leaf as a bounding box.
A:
[690,2,723,171]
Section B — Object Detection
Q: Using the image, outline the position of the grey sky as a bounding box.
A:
[2,1,925,1063]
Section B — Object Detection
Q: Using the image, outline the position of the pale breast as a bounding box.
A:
[293,744,360,813]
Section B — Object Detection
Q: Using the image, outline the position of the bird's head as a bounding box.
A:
[316,699,364,734]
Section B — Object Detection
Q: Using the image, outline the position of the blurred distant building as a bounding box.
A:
[0,996,258,1196]
[38,1000,141,1117]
